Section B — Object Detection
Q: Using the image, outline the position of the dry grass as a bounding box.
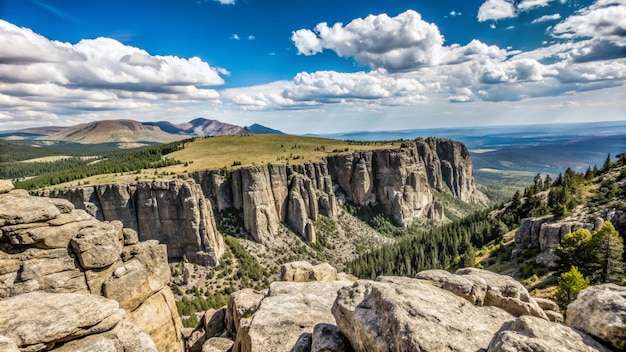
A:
[43,134,398,189]
[167,134,397,173]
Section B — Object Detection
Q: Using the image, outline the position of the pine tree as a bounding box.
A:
[555,228,593,277]
[544,174,552,190]
[590,221,624,284]
[555,266,589,308]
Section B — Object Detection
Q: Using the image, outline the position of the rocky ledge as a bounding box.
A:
[0,181,184,351]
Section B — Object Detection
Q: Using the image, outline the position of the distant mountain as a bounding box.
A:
[175,118,248,137]
[44,119,182,144]
[0,118,271,145]
[0,126,66,140]
[244,123,284,135]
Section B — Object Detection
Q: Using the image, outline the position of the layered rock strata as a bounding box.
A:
[35,180,225,266]
[0,183,184,351]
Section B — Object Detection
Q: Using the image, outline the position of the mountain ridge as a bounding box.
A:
[0,118,284,145]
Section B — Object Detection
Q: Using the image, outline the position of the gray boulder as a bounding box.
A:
[332,277,513,351]
[311,323,351,352]
[567,284,626,351]
[233,280,351,352]
[226,288,265,337]
[202,337,235,352]
[0,291,124,351]
[487,315,610,352]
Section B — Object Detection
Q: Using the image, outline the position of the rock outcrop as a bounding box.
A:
[416,268,549,320]
[332,276,514,351]
[567,284,626,351]
[183,262,615,352]
[232,280,351,352]
[35,180,225,266]
[0,183,184,351]
[280,261,338,282]
[487,315,610,352]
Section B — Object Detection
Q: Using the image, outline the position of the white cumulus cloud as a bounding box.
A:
[0,20,226,127]
[552,0,626,40]
[292,10,445,71]
[477,0,516,22]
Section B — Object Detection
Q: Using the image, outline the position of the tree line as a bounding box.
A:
[11,139,192,190]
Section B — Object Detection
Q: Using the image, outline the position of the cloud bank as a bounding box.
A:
[0,20,225,126]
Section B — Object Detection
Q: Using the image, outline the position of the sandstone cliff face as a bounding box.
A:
[0,182,184,351]
[35,180,225,266]
[326,138,484,227]
[36,138,483,263]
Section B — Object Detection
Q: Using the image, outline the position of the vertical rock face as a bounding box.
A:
[0,183,184,351]
[36,138,482,261]
[326,138,484,227]
[135,180,224,266]
[35,179,225,266]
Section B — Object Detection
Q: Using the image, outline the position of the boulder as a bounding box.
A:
[226,288,265,337]
[487,316,610,352]
[70,221,123,269]
[534,297,559,312]
[0,180,14,194]
[417,268,548,320]
[280,261,338,282]
[204,307,227,338]
[416,269,487,305]
[567,284,626,351]
[126,286,184,352]
[0,291,124,351]
[102,240,170,311]
[233,280,351,352]
[280,261,314,282]
[311,323,350,352]
[202,337,235,352]
[0,192,61,227]
[123,228,139,245]
[455,268,548,320]
[313,263,338,281]
[290,333,312,352]
[332,277,513,351]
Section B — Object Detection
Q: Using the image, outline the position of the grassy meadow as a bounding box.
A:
[37,134,398,189]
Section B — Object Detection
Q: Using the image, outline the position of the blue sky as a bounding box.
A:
[0,0,625,134]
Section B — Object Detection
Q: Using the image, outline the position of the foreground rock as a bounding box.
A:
[487,316,610,352]
[0,184,184,351]
[416,268,549,320]
[0,291,124,351]
[567,284,626,351]
[232,280,351,352]
[280,261,338,282]
[332,276,513,351]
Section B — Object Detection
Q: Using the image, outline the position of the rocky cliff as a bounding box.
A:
[34,180,225,267]
[514,208,626,266]
[0,181,184,351]
[36,138,484,265]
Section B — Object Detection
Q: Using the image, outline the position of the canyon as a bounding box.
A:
[35,138,486,265]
